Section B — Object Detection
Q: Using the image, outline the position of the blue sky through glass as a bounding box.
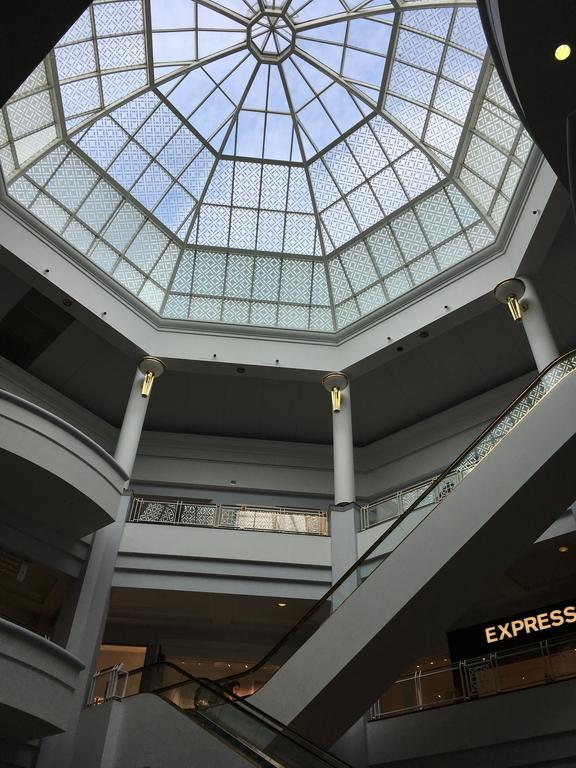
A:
[0,1,532,334]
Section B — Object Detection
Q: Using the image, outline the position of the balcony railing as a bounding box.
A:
[89,633,576,722]
[129,496,328,536]
[369,633,576,720]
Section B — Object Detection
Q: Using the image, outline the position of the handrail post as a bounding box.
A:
[415,669,423,710]
[491,652,501,693]
[459,660,468,700]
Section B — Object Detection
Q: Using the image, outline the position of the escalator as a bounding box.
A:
[118,662,352,768]
[116,352,576,755]
[209,351,576,746]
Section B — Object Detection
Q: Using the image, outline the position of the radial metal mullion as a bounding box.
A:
[46,53,68,142]
[339,21,351,78]
[448,56,499,234]
[176,61,261,257]
[451,55,491,177]
[289,0,317,19]
[248,65,270,325]
[294,5,394,32]
[194,3,200,64]
[421,10,457,142]
[183,53,252,149]
[260,65,270,167]
[289,58,366,149]
[376,9,399,110]
[143,0,155,89]
[279,125,295,262]
[88,7,107,120]
[277,63,337,331]
[194,0,251,26]
[294,47,379,113]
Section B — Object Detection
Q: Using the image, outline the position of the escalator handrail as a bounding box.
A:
[212,349,576,684]
[119,660,352,767]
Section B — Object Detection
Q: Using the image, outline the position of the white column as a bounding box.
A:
[37,358,164,768]
[323,377,367,768]
[114,366,153,478]
[519,277,559,372]
[332,385,356,505]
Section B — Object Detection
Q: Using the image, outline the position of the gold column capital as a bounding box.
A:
[321,372,349,413]
[494,278,526,322]
[138,356,166,398]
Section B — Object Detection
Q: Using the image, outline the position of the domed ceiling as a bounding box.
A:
[0,0,532,333]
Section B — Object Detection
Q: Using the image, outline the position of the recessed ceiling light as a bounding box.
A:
[277,602,287,607]
[559,546,569,553]
[555,43,571,61]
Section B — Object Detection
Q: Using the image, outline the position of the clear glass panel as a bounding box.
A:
[117,663,351,767]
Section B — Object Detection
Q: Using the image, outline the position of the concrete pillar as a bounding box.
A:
[333,386,356,505]
[494,277,559,372]
[322,372,356,506]
[518,277,559,372]
[37,358,164,768]
[115,358,164,477]
[327,501,369,768]
[321,373,366,766]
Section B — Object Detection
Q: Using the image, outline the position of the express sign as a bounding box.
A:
[484,605,576,644]
[447,600,576,661]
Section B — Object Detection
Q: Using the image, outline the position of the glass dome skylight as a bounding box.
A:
[0,0,532,333]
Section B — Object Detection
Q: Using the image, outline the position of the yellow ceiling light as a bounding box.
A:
[559,545,569,553]
[555,44,572,61]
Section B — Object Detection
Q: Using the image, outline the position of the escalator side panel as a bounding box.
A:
[252,370,576,747]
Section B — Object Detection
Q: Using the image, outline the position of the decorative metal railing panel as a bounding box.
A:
[361,355,576,531]
[129,497,328,536]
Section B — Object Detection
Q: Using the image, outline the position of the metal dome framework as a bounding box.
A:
[0,0,531,334]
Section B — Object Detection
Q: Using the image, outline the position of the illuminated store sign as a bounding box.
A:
[448,600,576,661]
[484,605,576,643]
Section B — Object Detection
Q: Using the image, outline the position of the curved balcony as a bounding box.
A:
[0,389,128,538]
[0,618,84,739]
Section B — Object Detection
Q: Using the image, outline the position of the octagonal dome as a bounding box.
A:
[0,0,532,334]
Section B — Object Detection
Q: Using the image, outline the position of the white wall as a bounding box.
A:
[115,523,331,600]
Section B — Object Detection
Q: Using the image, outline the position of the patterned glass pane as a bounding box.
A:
[0,1,533,332]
